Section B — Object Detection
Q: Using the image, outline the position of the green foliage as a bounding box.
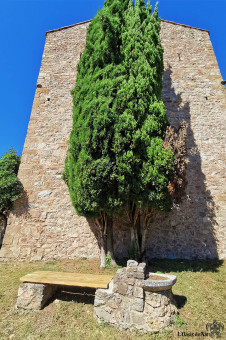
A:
[64,0,130,218]
[104,255,112,269]
[111,0,174,212]
[64,0,174,222]
[175,314,186,327]
[0,148,23,211]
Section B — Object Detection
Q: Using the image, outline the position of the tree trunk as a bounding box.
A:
[100,228,106,268]
[0,211,7,248]
[96,213,108,268]
[130,222,141,261]
[128,203,141,261]
[106,217,116,266]
[135,214,141,261]
[140,209,152,263]
[141,226,147,263]
[129,208,151,263]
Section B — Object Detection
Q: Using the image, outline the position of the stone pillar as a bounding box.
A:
[143,289,177,332]
[16,283,57,310]
[94,260,177,333]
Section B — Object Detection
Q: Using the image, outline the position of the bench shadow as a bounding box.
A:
[55,286,96,305]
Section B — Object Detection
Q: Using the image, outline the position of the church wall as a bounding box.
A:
[1,20,225,261]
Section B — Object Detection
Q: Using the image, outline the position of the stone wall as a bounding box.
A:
[0,20,225,261]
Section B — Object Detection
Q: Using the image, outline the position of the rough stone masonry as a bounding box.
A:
[0,19,225,261]
[94,260,177,333]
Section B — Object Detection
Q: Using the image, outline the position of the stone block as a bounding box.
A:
[145,292,162,308]
[121,296,130,309]
[95,288,113,299]
[126,267,138,279]
[124,277,135,285]
[135,271,145,279]
[16,283,57,310]
[146,316,162,331]
[132,297,144,312]
[126,271,136,279]
[130,310,145,326]
[126,267,137,273]
[38,190,52,198]
[127,260,138,268]
[124,311,131,325]
[108,299,120,309]
[138,262,146,271]
[116,282,128,296]
[134,286,144,299]
[126,284,134,296]
[94,297,105,307]
[94,307,112,323]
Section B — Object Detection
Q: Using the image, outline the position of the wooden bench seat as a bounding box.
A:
[20,271,113,289]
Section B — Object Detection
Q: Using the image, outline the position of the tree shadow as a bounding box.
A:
[12,190,31,218]
[146,258,223,273]
[144,66,218,262]
[0,212,8,249]
[0,190,30,249]
[88,219,101,251]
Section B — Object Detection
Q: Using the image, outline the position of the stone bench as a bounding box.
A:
[16,271,113,310]
[16,264,178,334]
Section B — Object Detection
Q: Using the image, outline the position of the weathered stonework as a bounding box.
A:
[16,283,57,310]
[0,19,225,261]
[94,260,177,333]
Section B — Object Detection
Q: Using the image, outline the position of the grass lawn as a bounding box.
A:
[0,259,225,340]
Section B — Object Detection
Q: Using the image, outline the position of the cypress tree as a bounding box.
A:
[64,0,130,267]
[112,0,174,260]
[65,0,175,265]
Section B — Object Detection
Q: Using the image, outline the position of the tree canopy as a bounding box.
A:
[113,0,174,213]
[0,148,23,212]
[64,0,131,219]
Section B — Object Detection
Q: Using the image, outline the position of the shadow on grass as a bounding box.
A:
[147,259,224,273]
[174,294,187,309]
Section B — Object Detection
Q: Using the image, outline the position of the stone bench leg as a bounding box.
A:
[16,283,57,310]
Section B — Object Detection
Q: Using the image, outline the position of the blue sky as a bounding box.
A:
[0,0,225,158]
